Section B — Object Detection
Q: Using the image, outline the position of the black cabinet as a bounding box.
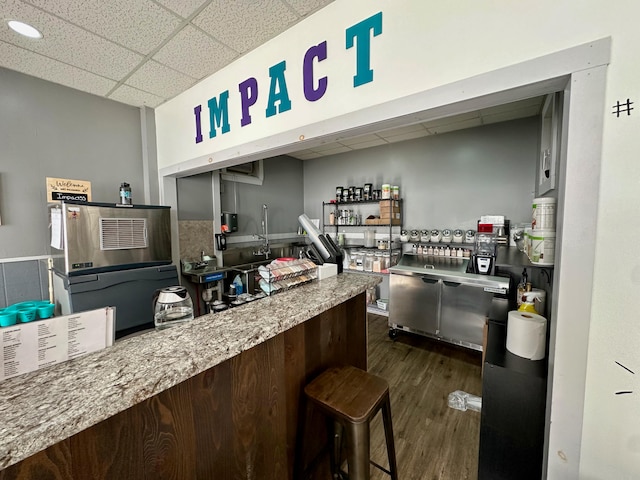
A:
[479,320,547,480]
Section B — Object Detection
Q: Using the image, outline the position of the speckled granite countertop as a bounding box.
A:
[0,273,380,470]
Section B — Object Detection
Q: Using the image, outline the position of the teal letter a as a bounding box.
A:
[265,61,292,118]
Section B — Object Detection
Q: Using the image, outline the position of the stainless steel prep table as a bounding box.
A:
[388,254,510,350]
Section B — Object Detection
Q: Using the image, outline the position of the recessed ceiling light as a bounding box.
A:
[7,20,43,39]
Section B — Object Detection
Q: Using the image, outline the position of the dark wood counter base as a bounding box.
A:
[1,293,366,480]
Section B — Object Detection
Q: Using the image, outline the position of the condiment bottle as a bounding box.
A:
[516,269,528,306]
[119,182,132,205]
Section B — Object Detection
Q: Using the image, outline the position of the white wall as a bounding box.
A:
[155,1,640,478]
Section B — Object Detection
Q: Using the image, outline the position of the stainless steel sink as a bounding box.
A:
[181,261,228,284]
[228,260,273,294]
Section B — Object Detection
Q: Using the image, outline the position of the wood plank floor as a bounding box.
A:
[304,314,483,480]
[365,314,483,480]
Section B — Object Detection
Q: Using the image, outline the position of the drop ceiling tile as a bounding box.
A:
[426,118,483,134]
[193,0,299,53]
[338,134,383,146]
[290,148,315,155]
[311,145,352,155]
[108,84,164,108]
[420,111,480,129]
[125,60,197,99]
[284,0,334,16]
[290,151,323,160]
[153,25,238,80]
[26,0,182,55]
[480,97,543,116]
[379,123,426,138]
[0,0,143,79]
[156,0,209,19]
[0,41,116,96]
[347,138,388,149]
[311,143,348,153]
[383,130,429,143]
[481,105,541,125]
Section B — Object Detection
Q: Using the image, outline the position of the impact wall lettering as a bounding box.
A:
[193,12,383,144]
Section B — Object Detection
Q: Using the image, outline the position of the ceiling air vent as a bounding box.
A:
[100,218,147,250]
[221,160,264,185]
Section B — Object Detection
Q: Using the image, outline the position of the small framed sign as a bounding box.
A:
[46,177,92,203]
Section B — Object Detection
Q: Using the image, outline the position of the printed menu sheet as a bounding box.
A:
[1,307,114,381]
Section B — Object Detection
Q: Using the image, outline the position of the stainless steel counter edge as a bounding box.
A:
[388,265,510,289]
[0,273,380,470]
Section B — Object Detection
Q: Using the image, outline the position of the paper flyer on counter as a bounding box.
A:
[0,307,115,382]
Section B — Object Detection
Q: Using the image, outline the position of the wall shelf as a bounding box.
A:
[495,246,555,269]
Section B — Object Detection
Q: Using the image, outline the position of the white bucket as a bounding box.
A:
[528,229,556,265]
[532,197,556,230]
[524,227,532,257]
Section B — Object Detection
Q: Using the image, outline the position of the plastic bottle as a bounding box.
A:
[448,390,482,412]
[516,269,528,307]
[518,292,541,314]
[233,274,244,295]
[119,182,132,205]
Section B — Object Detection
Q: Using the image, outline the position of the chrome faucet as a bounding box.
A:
[253,204,271,258]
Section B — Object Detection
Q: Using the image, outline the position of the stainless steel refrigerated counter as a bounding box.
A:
[388,254,510,350]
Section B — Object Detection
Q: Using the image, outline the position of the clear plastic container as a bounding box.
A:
[382,252,390,270]
[373,252,383,272]
[353,251,364,271]
[475,232,497,257]
[364,252,374,272]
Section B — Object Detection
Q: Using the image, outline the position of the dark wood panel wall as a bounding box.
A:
[1,293,367,480]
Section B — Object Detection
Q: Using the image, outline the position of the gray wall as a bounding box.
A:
[177,173,214,220]
[303,117,539,231]
[0,67,145,259]
[221,156,304,236]
[0,67,150,307]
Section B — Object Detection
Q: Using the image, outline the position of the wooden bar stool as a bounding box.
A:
[304,365,399,480]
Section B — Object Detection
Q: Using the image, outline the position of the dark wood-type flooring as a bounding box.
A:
[363,314,482,480]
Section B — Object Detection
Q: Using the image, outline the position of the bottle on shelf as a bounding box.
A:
[516,268,528,307]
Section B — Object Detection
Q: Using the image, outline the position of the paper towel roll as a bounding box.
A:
[506,310,547,360]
